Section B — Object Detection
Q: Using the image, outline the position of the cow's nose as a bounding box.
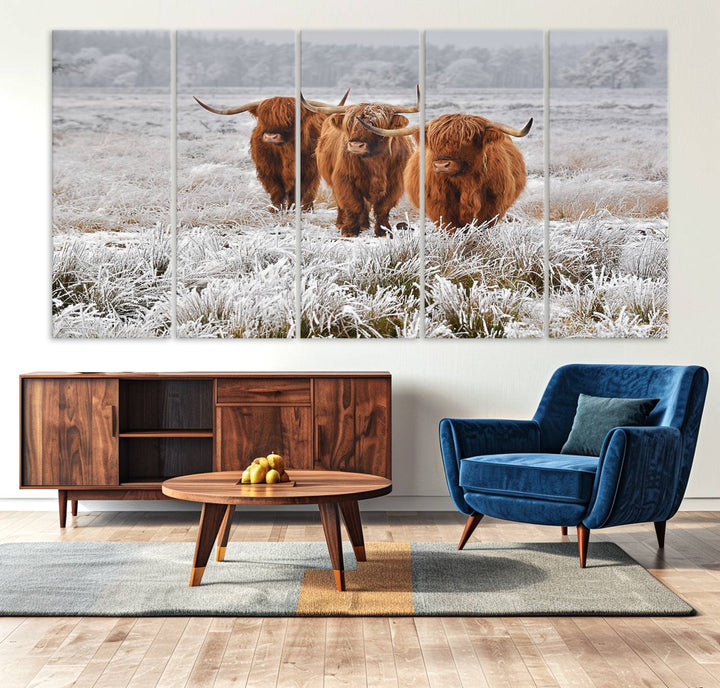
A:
[347,140,368,154]
[263,133,283,143]
[433,160,452,171]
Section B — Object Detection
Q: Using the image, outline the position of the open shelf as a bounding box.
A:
[119,437,213,483]
[119,379,213,433]
[117,379,214,483]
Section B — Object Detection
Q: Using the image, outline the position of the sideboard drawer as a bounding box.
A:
[216,378,311,405]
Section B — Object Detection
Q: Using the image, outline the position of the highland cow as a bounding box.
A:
[301,88,420,237]
[194,91,349,212]
[361,113,532,229]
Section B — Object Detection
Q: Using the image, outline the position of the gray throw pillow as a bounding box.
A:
[560,394,659,456]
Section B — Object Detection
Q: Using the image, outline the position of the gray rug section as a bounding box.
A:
[0,542,356,616]
[0,541,692,616]
[411,542,693,616]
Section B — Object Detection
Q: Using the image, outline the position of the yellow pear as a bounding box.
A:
[240,468,251,484]
[266,469,280,484]
[249,464,267,484]
[267,453,285,473]
[252,457,270,470]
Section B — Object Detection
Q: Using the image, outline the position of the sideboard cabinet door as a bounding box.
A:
[22,378,119,486]
[314,377,391,478]
[217,406,313,472]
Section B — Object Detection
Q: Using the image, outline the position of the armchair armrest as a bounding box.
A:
[583,425,683,529]
[439,418,541,515]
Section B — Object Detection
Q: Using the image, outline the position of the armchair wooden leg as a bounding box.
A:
[561,526,568,536]
[577,524,590,568]
[458,513,483,550]
[654,520,666,549]
[71,500,78,517]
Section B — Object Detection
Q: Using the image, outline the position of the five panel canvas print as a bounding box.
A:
[51,30,668,339]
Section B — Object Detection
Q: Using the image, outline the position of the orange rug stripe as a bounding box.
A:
[297,542,414,615]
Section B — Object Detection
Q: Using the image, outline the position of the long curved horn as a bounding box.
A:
[392,85,421,114]
[193,96,262,115]
[305,89,350,110]
[486,117,533,138]
[300,92,349,115]
[357,119,420,138]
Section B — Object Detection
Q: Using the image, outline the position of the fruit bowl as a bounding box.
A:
[236,453,295,487]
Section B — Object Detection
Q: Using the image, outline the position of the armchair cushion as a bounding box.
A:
[460,453,599,505]
[560,394,659,456]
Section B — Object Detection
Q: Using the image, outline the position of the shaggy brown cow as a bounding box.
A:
[194,91,349,212]
[360,113,532,229]
[301,89,420,237]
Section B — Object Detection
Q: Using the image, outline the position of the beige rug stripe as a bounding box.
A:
[297,542,414,615]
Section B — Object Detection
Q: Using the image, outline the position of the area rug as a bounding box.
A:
[0,541,692,616]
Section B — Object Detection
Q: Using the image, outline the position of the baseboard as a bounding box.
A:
[0,496,718,512]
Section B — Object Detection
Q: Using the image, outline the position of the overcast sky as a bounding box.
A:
[550,30,666,46]
[302,30,418,47]
[427,31,541,49]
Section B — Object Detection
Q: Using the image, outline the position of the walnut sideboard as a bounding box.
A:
[20,372,391,526]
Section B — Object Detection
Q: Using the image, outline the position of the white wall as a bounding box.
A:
[0,0,718,511]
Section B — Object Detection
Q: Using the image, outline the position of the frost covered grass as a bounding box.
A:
[53,88,171,337]
[301,224,421,338]
[549,87,668,337]
[425,218,544,338]
[549,215,667,338]
[52,224,171,337]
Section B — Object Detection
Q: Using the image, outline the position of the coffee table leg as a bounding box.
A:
[216,505,235,562]
[318,502,345,591]
[339,500,366,562]
[190,502,227,587]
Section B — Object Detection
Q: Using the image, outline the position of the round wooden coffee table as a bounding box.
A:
[162,470,392,591]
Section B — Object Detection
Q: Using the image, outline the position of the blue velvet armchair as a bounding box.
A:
[439,364,709,567]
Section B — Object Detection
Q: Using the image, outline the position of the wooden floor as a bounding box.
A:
[1,509,719,687]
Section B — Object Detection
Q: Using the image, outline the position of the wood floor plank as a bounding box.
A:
[389,617,430,688]
[462,618,535,688]
[69,618,138,688]
[519,618,594,688]
[277,617,326,688]
[413,617,463,688]
[324,617,367,688]
[213,617,263,688]
[612,617,717,688]
[93,618,164,688]
[362,617,399,687]
[502,618,559,688]
[126,618,189,688]
[244,618,289,688]
[155,618,213,688]
[185,618,234,688]
[440,617,492,688]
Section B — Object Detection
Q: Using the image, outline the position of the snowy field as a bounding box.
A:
[550,87,667,337]
[52,85,667,338]
[52,88,171,337]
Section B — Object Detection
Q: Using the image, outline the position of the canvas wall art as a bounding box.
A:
[52,31,171,338]
[50,29,668,339]
[300,31,421,338]
[549,31,668,337]
[424,30,545,338]
[177,31,297,338]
